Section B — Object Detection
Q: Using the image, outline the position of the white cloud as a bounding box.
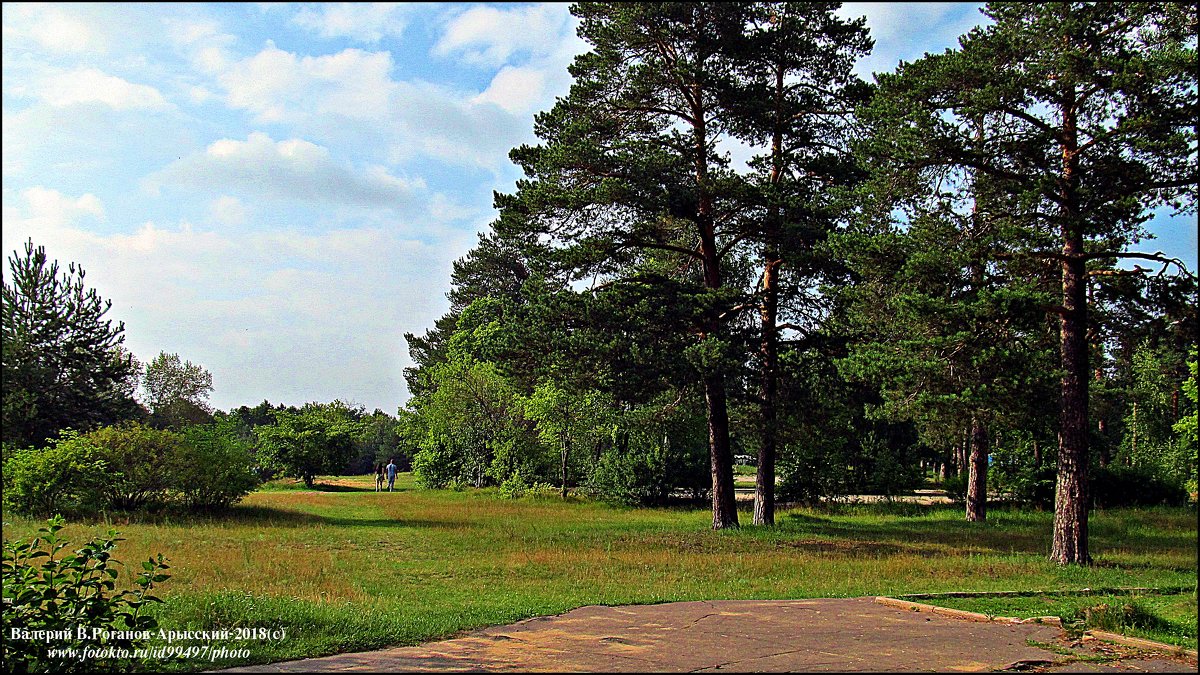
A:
[219,42,394,123]
[1,187,464,413]
[3,3,108,54]
[1,188,105,248]
[291,2,413,43]
[433,4,576,66]
[30,67,171,110]
[473,66,547,115]
[148,132,422,207]
[210,196,248,225]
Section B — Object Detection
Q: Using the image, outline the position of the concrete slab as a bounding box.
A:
[215,597,1197,673]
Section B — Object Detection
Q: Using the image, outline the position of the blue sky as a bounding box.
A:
[3,3,1195,414]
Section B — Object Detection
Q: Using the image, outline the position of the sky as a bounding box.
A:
[3,3,1196,415]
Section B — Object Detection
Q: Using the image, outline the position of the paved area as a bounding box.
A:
[216,597,1195,673]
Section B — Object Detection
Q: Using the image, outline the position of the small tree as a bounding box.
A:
[522,382,609,498]
[256,402,362,488]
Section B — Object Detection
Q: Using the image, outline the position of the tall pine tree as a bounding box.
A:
[860,3,1197,562]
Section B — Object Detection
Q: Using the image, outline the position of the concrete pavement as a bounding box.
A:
[215,597,1196,672]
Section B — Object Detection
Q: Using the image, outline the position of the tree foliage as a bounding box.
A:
[143,351,215,429]
[2,240,140,448]
[859,1,1197,563]
[255,402,364,488]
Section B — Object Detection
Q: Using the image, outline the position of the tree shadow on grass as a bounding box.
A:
[778,507,1195,563]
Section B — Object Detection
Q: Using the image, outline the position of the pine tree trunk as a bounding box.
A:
[754,257,779,526]
[693,81,737,530]
[707,372,740,529]
[1049,95,1091,565]
[966,416,988,521]
[754,61,786,528]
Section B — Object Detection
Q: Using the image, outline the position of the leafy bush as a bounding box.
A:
[586,434,708,506]
[3,421,261,518]
[176,419,261,509]
[1091,464,1188,508]
[778,425,923,503]
[498,471,556,499]
[941,472,968,504]
[412,442,461,490]
[989,438,1056,509]
[85,423,182,511]
[2,433,110,517]
[2,516,170,672]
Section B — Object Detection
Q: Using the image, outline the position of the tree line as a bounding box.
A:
[400,2,1197,565]
[3,240,409,515]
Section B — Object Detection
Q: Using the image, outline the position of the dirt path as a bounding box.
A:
[215,597,1195,672]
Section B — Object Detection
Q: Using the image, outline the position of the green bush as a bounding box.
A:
[3,421,261,518]
[498,471,556,499]
[941,472,968,504]
[1,516,170,673]
[2,433,110,518]
[85,423,182,511]
[1091,464,1188,508]
[412,442,461,489]
[989,438,1056,509]
[176,419,261,509]
[586,435,708,506]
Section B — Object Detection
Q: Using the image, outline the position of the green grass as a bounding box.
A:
[916,592,1198,651]
[3,473,1196,671]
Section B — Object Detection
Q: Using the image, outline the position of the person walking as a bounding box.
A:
[374,462,385,492]
[386,458,398,492]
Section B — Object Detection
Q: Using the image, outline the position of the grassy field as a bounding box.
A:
[3,473,1196,671]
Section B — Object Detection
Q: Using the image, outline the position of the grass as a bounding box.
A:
[3,473,1196,671]
[916,592,1198,651]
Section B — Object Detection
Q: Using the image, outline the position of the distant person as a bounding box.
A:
[386,458,398,492]
[374,462,385,492]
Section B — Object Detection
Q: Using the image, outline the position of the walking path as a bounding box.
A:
[217,597,1195,672]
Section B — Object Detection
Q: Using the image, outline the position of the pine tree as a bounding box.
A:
[860,3,1197,563]
[2,240,140,447]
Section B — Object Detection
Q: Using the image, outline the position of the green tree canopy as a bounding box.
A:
[143,351,214,429]
[255,401,364,488]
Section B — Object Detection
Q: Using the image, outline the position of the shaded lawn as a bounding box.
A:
[3,473,1195,671]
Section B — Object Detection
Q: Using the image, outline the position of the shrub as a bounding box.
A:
[412,443,461,489]
[1,516,170,672]
[497,472,557,500]
[176,419,261,509]
[586,435,708,506]
[85,423,183,511]
[2,432,110,517]
[1091,464,1188,508]
[941,472,968,504]
[498,471,531,499]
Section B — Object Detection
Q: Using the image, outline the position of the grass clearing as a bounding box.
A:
[3,473,1196,671]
